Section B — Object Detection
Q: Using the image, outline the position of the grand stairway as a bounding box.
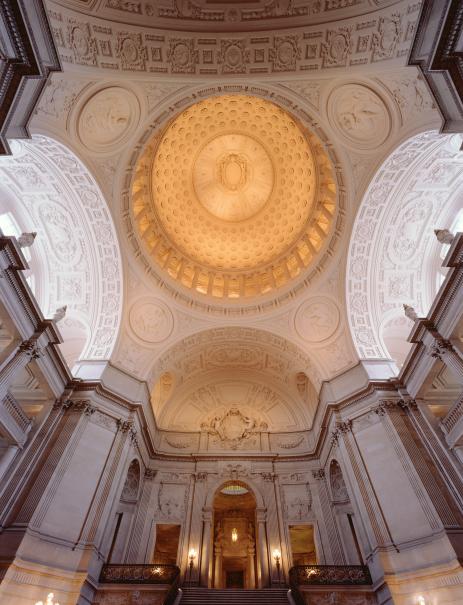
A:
[180,587,289,605]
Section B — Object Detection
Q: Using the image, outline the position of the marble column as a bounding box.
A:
[200,507,213,587]
[247,545,256,589]
[214,543,222,588]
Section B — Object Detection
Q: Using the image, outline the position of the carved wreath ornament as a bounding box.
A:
[201,406,268,449]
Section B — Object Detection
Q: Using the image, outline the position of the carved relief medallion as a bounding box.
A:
[295,297,339,343]
[78,86,140,153]
[201,406,267,450]
[129,298,173,343]
[327,84,391,149]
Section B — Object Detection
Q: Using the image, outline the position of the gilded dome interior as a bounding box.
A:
[131,94,337,299]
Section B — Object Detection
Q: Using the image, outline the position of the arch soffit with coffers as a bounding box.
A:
[147,326,323,390]
[346,130,463,361]
[0,134,124,363]
[157,369,310,432]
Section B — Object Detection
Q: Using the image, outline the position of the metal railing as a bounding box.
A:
[289,564,372,587]
[99,563,180,585]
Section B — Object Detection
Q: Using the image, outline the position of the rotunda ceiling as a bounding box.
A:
[49,0,405,33]
[131,94,336,300]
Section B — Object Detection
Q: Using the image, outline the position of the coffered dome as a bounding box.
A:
[131,94,337,300]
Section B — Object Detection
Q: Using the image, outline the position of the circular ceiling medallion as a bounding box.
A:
[327,84,391,150]
[78,86,140,153]
[193,133,274,222]
[131,94,337,300]
[129,298,173,343]
[295,297,339,343]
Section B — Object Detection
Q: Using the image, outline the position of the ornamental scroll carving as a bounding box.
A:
[201,406,268,450]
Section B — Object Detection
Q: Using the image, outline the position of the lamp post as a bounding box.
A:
[188,548,197,586]
[272,548,281,587]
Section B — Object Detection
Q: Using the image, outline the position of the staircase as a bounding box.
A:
[180,587,289,604]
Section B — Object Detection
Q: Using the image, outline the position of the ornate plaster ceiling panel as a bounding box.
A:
[46,1,420,77]
[131,94,337,301]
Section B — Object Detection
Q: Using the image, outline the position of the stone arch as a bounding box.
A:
[204,476,266,511]
[147,326,323,431]
[0,135,123,369]
[346,130,463,366]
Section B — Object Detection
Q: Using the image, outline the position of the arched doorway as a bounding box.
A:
[212,481,257,589]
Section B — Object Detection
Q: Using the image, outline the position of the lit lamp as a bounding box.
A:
[231,528,238,542]
[417,597,426,605]
[35,594,60,605]
[272,548,282,586]
[188,548,197,586]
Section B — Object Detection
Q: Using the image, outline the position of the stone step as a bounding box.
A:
[180,587,289,604]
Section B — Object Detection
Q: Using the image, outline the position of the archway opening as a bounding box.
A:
[212,481,257,589]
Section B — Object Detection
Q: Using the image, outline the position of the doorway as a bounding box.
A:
[289,524,317,565]
[152,524,181,564]
[212,481,257,589]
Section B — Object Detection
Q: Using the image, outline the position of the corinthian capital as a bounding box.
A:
[428,339,453,360]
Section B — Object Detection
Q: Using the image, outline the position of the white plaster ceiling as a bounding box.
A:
[12,3,446,436]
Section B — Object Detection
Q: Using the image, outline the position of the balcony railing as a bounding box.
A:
[289,565,372,586]
[99,563,180,585]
